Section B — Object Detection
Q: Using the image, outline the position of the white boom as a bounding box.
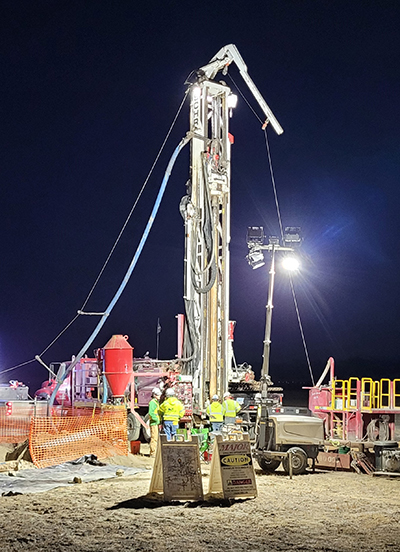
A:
[199,44,284,135]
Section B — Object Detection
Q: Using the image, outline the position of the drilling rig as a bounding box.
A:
[178,46,324,474]
[179,45,283,412]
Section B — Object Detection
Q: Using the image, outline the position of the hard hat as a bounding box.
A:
[212,394,219,400]
[223,392,230,399]
[165,388,175,397]
[152,388,161,396]
[254,393,262,400]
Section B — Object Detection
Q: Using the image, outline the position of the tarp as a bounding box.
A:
[0,455,146,495]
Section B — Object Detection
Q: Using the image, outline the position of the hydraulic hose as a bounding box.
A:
[191,158,217,293]
[49,132,192,409]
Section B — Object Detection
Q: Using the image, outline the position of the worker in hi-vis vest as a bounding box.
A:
[222,392,241,425]
[159,387,185,440]
[148,387,162,457]
[206,395,224,431]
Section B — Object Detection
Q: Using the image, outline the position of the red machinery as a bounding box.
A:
[102,334,133,398]
[305,357,400,442]
[34,334,193,441]
[35,358,100,407]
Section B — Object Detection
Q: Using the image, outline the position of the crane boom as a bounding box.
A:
[199,44,283,135]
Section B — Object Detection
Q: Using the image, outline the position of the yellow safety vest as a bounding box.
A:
[222,398,240,418]
[206,401,224,422]
[159,397,185,423]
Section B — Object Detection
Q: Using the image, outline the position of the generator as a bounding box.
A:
[374,441,400,472]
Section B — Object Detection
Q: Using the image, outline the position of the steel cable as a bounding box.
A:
[229,73,315,385]
[2,91,189,377]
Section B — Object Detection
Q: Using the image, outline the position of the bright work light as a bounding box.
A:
[282,256,300,272]
[227,93,238,108]
[247,250,265,270]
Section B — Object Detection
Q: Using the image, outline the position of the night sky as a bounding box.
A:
[1,1,400,393]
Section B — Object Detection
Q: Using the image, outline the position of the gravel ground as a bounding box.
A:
[0,444,400,552]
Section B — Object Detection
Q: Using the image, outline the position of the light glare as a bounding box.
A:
[282,256,300,272]
[227,93,238,108]
[192,86,201,98]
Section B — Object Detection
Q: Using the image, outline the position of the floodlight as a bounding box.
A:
[268,235,280,246]
[192,86,201,99]
[282,256,300,272]
[227,93,238,109]
[246,227,264,248]
[284,227,302,247]
[247,250,265,270]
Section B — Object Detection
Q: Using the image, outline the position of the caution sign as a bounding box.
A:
[208,433,257,499]
[148,434,203,502]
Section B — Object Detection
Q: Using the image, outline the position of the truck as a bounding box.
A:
[0,381,54,444]
[33,336,193,442]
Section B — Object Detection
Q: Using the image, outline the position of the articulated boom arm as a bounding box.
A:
[199,44,284,135]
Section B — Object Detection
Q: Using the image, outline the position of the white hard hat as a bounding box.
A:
[212,394,219,401]
[223,392,230,399]
[165,388,175,397]
[152,388,161,396]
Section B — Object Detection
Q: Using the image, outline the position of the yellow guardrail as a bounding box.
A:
[380,378,391,409]
[332,379,347,410]
[394,379,400,409]
[361,378,373,410]
[347,377,359,409]
[330,377,400,410]
[372,380,380,409]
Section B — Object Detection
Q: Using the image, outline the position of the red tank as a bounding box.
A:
[102,335,133,397]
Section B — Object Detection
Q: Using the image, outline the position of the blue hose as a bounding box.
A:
[102,375,108,404]
[49,133,192,409]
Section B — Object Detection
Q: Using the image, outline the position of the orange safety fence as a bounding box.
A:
[29,410,128,468]
[0,404,31,443]
[0,403,83,444]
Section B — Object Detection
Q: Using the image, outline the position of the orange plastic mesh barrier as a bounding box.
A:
[0,403,79,444]
[0,404,31,443]
[29,410,128,468]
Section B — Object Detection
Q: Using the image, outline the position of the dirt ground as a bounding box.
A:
[0,443,400,552]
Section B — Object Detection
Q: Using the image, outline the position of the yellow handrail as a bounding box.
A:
[393,379,400,409]
[361,378,373,410]
[372,380,380,409]
[380,378,391,409]
[333,380,347,410]
[347,377,359,409]
[327,376,400,411]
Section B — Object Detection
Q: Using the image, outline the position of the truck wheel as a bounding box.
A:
[142,414,151,442]
[282,447,308,475]
[127,412,141,442]
[258,456,281,473]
